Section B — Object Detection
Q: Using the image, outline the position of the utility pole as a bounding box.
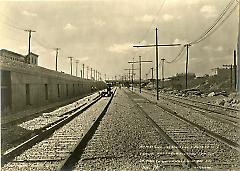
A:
[139,56,142,93]
[155,28,159,99]
[231,65,233,89]
[75,60,79,76]
[151,67,154,85]
[161,58,165,89]
[238,1,240,92]
[95,70,98,81]
[139,56,152,93]
[91,68,93,80]
[105,74,107,81]
[234,50,237,91]
[133,28,181,100]
[87,66,89,79]
[82,64,85,79]
[223,64,233,90]
[128,57,138,91]
[124,69,132,83]
[80,70,83,78]
[185,44,191,89]
[93,69,95,80]
[24,29,36,64]
[54,48,60,71]
[68,57,73,75]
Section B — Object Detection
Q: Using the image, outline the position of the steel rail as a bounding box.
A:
[1,95,102,166]
[134,90,240,152]
[124,89,198,169]
[2,92,100,128]
[142,89,240,123]
[58,88,116,171]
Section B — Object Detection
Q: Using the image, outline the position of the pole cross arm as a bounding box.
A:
[128,61,138,63]
[184,44,192,47]
[141,60,152,63]
[24,29,36,32]
[133,44,181,48]
[124,68,136,70]
[223,65,232,67]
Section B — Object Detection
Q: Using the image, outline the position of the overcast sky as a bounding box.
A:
[0,0,239,79]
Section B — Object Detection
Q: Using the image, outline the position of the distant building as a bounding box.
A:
[0,49,39,65]
[167,73,196,90]
[211,67,233,79]
[28,52,38,65]
[0,49,25,62]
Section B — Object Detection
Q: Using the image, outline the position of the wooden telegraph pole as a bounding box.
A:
[139,56,152,93]
[54,48,60,71]
[25,29,36,64]
[75,60,79,76]
[128,57,138,91]
[68,57,74,75]
[133,28,181,100]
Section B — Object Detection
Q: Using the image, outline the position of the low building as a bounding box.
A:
[0,49,25,62]
[0,49,39,65]
[28,52,38,65]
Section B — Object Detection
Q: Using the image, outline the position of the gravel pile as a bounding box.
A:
[74,89,185,170]
[2,98,108,171]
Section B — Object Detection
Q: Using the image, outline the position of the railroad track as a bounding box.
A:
[170,92,239,112]
[142,89,239,122]
[1,89,116,170]
[1,92,101,154]
[141,89,239,127]
[2,92,100,128]
[124,89,240,170]
[70,88,193,170]
[137,89,240,146]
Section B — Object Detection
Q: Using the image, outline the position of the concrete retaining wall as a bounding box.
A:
[0,57,106,114]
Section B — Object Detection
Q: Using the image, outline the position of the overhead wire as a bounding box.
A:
[166,46,186,63]
[190,3,239,45]
[33,32,55,50]
[1,12,56,51]
[130,0,166,65]
[138,0,166,44]
[0,11,26,31]
[189,0,236,45]
[0,20,25,31]
[32,37,53,50]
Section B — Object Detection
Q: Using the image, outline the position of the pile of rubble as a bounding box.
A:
[211,93,240,109]
[156,88,240,109]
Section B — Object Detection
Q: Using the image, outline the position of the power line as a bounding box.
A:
[0,20,25,31]
[138,0,166,43]
[0,12,25,31]
[189,0,236,45]
[0,12,55,50]
[190,3,238,45]
[166,46,186,63]
[189,0,235,44]
[32,37,51,49]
